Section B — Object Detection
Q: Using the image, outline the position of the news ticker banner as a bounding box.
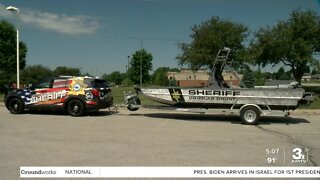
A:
[20,166,320,178]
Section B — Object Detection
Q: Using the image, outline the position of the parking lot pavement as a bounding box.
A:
[0,106,319,179]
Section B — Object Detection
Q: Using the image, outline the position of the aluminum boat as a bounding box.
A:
[125,48,314,124]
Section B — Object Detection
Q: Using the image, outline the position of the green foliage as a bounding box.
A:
[241,66,255,88]
[0,20,27,87]
[102,71,126,85]
[1,64,84,89]
[152,67,170,86]
[121,78,133,86]
[311,69,319,75]
[253,69,266,86]
[275,67,286,80]
[111,86,164,106]
[128,49,153,85]
[152,67,180,86]
[264,72,274,80]
[177,16,249,69]
[278,73,291,80]
[0,71,16,92]
[82,72,93,77]
[310,60,320,75]
[251,9,320,83]
[301,86,320,109]
[273,67,292,80]
[53,66,81,76]
[21,65,53,84]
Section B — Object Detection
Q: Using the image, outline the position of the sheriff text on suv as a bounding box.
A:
[4,76,113,116]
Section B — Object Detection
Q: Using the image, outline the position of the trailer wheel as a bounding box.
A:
[127,97,141,111]
[240,106,261,125]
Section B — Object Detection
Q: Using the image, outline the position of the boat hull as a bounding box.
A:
[137,87,305,110]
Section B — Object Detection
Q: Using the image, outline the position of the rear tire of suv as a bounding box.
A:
[67,99,85,116]
[8,98,25,114]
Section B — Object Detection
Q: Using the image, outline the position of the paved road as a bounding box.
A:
[0,106,319,179]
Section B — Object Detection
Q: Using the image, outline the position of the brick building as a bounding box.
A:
[223,72,243,87]
[167,70,242,87]
[167,70,209,87]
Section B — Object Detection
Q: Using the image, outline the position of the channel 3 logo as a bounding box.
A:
[291,147,308,163]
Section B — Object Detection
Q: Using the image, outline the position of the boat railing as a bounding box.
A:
[208,47,246,88]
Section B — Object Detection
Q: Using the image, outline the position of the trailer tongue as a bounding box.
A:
[125,48,315,125]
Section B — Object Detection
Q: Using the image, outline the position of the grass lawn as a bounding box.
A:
[302,96,320,109]
[111,86,163,106]
[0,93,4,102]
[110,86,134,105]
[302,86,320,109]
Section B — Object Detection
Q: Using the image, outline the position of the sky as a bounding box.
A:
[0,0,320,77]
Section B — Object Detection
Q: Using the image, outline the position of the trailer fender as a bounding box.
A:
[239,104,262,113]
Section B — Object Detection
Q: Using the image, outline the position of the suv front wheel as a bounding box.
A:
[8,98,25,114]
[67,99,85,116]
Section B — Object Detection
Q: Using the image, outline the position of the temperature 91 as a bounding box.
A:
[267,157,277,164]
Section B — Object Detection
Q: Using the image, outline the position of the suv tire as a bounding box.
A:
[67,99,85,116]
[8,98,25,114]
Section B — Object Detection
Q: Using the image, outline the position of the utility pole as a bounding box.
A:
[140,40,143,87]
[127,55,130,86]
[6,6,20,88]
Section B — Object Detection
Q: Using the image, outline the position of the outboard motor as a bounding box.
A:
[299,92,315,106]
[125,90,141,111]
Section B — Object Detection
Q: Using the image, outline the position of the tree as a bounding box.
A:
[128,49,153,85]
[151,67,180,86]
[275,67,286,80]
[310,60,320,75]
[0,20,27,85]
[251,9,320,84]
[82,72,93,77]
[176,16,249,70]
[152,67,170,86]
[102,71,126,85]
[253,69,266,86]
[21,65,53,84]
[273,67,292,80]
[53,66,81,76]
[278,73,291,80]
[241,66,254,88]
